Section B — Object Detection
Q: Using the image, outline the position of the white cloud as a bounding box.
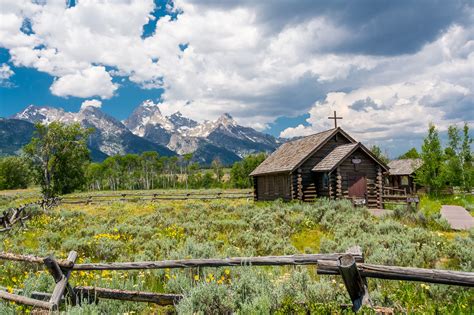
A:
[50,66,118,99]
[279,24,474,155]
[0,0,472,151]
[0,63,14,86]
[80,99,102,110]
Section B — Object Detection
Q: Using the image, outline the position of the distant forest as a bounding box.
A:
[0,121,471,197]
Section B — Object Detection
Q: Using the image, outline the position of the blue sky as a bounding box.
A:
[0,0,472,155]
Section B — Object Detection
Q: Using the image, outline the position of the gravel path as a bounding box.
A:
[440,205,474,230]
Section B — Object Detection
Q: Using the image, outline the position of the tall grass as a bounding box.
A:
[0,195,472,314]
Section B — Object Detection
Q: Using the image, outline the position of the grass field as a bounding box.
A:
[0,189,473,314]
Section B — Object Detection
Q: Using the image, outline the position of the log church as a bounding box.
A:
[250,114,389,208]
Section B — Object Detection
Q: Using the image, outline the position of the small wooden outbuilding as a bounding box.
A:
[250,127,389,208]
[386,159,423,194]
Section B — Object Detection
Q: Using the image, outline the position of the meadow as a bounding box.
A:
[0,189,473,314]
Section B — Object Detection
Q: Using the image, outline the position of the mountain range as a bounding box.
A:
[1,100,281,164]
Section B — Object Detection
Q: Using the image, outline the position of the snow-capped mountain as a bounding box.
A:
[10,101,280,164]
[123,100,175,146]
[15,105,77,124]
[168,111,198,130]
[13,104,175,160]
[124,100,280,161]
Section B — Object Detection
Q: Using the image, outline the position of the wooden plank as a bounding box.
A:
[338,254,371,312]
[0,290,53,310]
[44,251,78,309]
[0,252,73,266]
[74,286,182,305]
[317,261,474,287]
[73,253,363,271]
[1,286,181,306]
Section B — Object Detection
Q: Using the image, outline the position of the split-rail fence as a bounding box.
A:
[59,190,253,205]
[0,247,472,313]
[0,198,59,232]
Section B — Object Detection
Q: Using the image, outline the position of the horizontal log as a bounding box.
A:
[63,191,252,199]
[73,253,363,271]
[317,261,474,287]
[75,286,182,305]
[0,290,53,310]
[0,252,73,268]
[2,286,181,306]
[61,195,251,204]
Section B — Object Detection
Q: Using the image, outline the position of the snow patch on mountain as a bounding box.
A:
[123,100,175,137]
[125,102,280,158]
[13,104,174,158]
[12,101,280,164]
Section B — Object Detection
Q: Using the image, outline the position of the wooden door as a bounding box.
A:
[348,175,367,198]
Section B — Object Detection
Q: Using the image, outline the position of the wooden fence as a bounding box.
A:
[0,247,472,313]
[0,198,59,232]
[59,191,253,205]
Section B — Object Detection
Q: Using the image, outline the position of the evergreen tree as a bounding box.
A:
[230,153,266,188]
[461,123,473,191]
[398,148,420,159]
[416,123,444,194]
[445,125,463,187]
[24,122,91,198]
[369,145,389,164]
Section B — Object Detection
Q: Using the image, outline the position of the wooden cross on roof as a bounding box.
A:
[328,111,343,128]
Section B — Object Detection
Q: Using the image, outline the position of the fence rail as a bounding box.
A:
[59,191,253,204]
[0,198,59,233]
[0,247,472,312]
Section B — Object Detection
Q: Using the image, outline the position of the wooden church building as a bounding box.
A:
[250,126,389,208]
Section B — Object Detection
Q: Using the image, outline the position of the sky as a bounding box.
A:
[0,0,473,157]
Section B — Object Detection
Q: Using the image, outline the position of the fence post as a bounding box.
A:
[338,254,371,312]
[44,251,78,310]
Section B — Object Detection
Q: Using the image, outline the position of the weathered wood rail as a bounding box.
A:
[0,198,59,233]
[0,248,473,313]
[59,191,253,205]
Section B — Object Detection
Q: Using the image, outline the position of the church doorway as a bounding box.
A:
[348,174,367,198]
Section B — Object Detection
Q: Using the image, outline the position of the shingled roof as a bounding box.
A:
[312,143,359,172]
[388,159,423,175]
[250,128,353,176]
[312,142,390,173]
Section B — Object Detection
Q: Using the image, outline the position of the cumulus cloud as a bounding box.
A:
[50,66,118,99]
[280,24,474,153]
[0,63,14,87]
[80,99,102,110]
[0,0,472,151]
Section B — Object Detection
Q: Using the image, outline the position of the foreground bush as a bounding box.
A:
[0,197,472,313]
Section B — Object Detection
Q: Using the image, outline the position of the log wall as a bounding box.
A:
[255,174,292,201]
[299,134,352,201]
[337,147,379,207]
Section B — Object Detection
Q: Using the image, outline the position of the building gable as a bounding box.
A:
[250,128,356,176]
[313,143,389,173]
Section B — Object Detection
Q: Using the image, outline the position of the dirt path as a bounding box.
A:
[368,208,392,218]
[440,205,474,230]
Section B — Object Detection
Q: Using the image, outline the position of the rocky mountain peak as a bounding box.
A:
[11,102,280,165]
[12,104,175,159]
[216,113,236,126]
[141,99,160,109]
[123,99,174,137]
[168,111,198,129]
[13,105,72,124]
